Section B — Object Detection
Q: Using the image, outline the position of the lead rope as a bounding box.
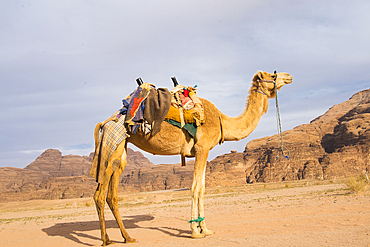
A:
[273,71,290,160]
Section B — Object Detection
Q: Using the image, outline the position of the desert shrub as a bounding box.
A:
[345,174,369,193]
[360,173,370,182]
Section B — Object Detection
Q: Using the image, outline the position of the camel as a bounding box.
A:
[92,71,293,245]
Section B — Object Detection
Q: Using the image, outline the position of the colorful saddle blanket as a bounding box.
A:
[116,82,204,137]
[119,83,153,133]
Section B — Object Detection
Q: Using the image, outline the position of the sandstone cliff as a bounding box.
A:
[24,149,92,177]
[0,148,154,202]
[121,161,195,192]
[0,167,50,193]
[243,89,370,183]
[24,148,153,177]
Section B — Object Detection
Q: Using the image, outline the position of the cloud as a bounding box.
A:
[0,0,369,168]
[19,149,46,155]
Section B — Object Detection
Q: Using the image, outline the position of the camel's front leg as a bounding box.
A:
[190,148,214,238]
[198,168,215,236]
[106,144,136,243]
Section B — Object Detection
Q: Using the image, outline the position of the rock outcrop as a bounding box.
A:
[23,148,153,177]
[243,89,370,183]
[125,148,155,174]
[24,149,92,177]
[0,167,51,193]
[38,176,97,200]
[121,161,195,192]
[0,148,154,202]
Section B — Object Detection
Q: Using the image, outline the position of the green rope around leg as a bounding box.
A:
[189,217,205,223]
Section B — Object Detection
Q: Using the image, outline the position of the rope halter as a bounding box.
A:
[255,71,290,160]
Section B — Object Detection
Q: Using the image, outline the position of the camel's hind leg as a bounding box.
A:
[106,142,136,243]
[94,140,135,245]
[94,165,114,245]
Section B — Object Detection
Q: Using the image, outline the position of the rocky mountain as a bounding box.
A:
[23,148,152,177]
[243,88,370,183]
[121,161,195,192]
[0,167,50,194]
[24,149,92,177]
[0,148,154,202]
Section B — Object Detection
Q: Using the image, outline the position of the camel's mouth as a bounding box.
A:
[274,75,292,90]
[278,73,293,86]
[284,77,293,84]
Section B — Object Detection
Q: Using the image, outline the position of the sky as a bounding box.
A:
[1,0,369,168]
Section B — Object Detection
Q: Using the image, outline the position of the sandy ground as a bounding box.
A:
[0,180,369,247]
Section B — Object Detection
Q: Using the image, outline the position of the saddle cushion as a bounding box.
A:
[165,105,203,124]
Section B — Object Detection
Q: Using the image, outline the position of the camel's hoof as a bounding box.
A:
[125,238,137,244]
[191,232,205,239]
[102,239,113,246]
[201,229,215,236]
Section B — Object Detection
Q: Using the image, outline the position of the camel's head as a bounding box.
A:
[252,71,293,98]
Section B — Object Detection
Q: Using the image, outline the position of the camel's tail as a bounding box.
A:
[94,122,103,149]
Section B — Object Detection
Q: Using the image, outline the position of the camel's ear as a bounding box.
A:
[257,71,264,80]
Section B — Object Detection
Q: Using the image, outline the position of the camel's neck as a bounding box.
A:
[220,85,269,141]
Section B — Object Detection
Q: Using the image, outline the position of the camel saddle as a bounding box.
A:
[165,85,205,127]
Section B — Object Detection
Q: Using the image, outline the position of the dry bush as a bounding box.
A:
[345,173,369,193]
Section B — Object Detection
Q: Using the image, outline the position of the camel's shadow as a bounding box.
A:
[42,215,152,246]
[42,214,192,246]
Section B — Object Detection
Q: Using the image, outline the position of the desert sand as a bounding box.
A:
[0,180,369,247]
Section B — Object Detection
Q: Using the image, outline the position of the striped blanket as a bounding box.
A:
[89,112,128,184]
